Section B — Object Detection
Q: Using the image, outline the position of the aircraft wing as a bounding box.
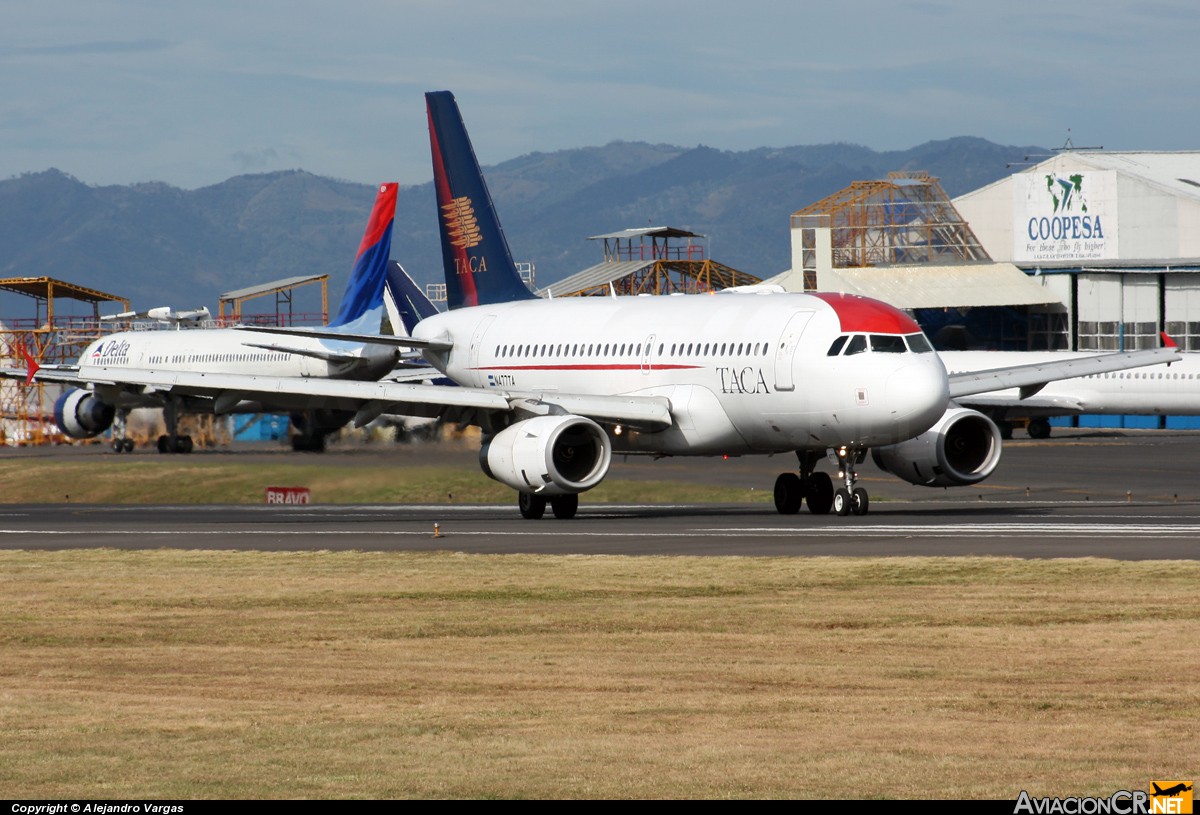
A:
[952,393,1087,413]
[948,347,1180,399]
[0,364,81,385]
[69,366,673,430]
[234,324,450,350]
[238,340,394,366]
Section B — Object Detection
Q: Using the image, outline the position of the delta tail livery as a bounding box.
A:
[12,182,403,453]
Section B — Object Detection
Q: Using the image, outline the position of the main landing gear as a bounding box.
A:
[110,409,135,453]
[517,492,579,520]
[773,448,869,517]
[156,397,194,454]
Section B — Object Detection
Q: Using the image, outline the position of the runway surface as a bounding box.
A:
[3,428,1200,559]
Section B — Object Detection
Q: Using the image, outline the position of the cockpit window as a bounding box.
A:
[826,336,848,356]
[905,333,934,353]
[869,334,906,353]
[844,334,868,356]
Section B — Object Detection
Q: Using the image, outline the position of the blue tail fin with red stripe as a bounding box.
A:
[426,90,537,309]
[327,181,398,330]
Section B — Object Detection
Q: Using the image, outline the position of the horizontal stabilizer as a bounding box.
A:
[234,324,452,352]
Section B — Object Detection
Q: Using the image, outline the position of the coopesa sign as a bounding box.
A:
[1013,169,1118,262]
[1027,213,1105,241]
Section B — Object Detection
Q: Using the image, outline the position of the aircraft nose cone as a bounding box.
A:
[886,357,950,438]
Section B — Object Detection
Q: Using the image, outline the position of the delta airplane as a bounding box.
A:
[940,346,1200,438]
[9,182,405,453]
[203,90,1177,520]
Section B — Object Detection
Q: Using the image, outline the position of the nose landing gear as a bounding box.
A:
[773,448,868,517]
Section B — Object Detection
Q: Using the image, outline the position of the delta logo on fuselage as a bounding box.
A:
[1027,173,1105,242]
[90,339,131,362]
[442,195,487,276]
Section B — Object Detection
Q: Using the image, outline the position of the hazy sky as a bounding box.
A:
[2,1,1196,190]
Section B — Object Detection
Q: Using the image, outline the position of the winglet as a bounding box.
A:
[1160,331,1179,349]
[18,342,39,385]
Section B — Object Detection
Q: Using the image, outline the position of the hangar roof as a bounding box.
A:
[1065,152,1200,201]
[540,261,654,297]
[587,227,705,241]
[219,274,328,301]
[964,151,1200,203]
[815,263,1061,309]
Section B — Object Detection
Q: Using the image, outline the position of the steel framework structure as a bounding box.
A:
[792,171,991,270]
[0,277,129,445]
[563,259,760,297]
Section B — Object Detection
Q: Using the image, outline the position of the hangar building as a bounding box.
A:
[954,151,1200,352]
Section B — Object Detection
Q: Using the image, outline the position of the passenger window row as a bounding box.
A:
[494,341,772,359]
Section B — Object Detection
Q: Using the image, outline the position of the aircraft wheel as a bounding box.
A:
[773,472,803,515]
[112,439,125,453]
[1027,418,1052,439]
[550,494,579,520]
[807,472,834,515]
[518,492,547,520]
[176,435,194,454]
[851,487,869,516]
[291,435,326,452]
[998,421,1014,440]
[157,435,170,454]
[833,488,852,517]
[123,439,135,452]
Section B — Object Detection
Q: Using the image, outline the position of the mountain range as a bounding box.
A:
[0,136,1044,320]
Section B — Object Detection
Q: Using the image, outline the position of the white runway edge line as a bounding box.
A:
[5,523,1200,538]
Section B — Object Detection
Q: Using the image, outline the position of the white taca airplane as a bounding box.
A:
[9,182,406,453]
[45,90,1179,517]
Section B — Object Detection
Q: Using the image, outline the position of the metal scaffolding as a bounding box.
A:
[792,171,992,271]
[541,227,761,298]
[0,277,129,445]
[217,274,329,325]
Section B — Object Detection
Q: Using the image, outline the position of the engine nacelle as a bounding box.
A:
[54,388,115,440]
[871,407,1003,487]
[480,415,612,496]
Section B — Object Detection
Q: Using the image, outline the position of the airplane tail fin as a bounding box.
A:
[327,182,399,331]
[383,261,441,337]
[425,90,537,309]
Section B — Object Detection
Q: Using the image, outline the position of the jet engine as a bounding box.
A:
[480,415,612,496]
[871,407,1003,487]
[54,388,115,440]
[289,408,355,452]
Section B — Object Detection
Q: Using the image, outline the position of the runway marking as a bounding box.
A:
[4,523,1200,540]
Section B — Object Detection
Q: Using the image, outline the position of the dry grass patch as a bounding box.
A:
[0,552,1196,798]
